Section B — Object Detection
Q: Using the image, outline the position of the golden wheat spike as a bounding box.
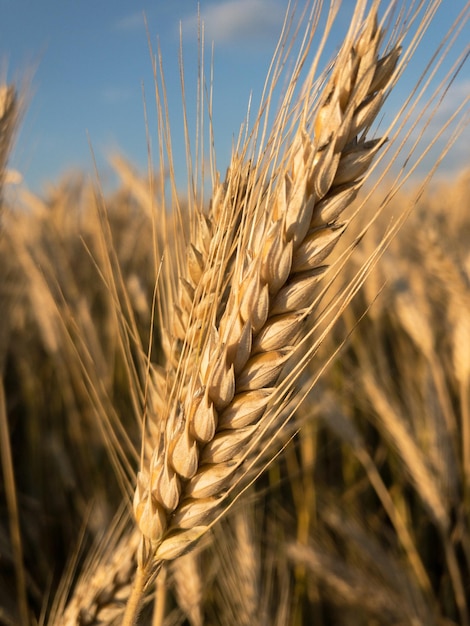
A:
[124,4,403,622]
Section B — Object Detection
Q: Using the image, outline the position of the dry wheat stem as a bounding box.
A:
[122,5,403,623]
[319,390,434,595]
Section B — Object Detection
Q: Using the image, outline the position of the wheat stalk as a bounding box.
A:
[124,4,404,622]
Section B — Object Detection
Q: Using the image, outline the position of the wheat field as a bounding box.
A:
[1,1,469,625]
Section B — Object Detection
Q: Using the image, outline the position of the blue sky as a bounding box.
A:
[1,0,469,195]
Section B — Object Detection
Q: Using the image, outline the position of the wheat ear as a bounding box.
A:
[0,84,19,206]
[60,526,140,626]
[125,5,401,623]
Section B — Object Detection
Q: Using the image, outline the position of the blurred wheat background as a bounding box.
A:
[1,1,470,625]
